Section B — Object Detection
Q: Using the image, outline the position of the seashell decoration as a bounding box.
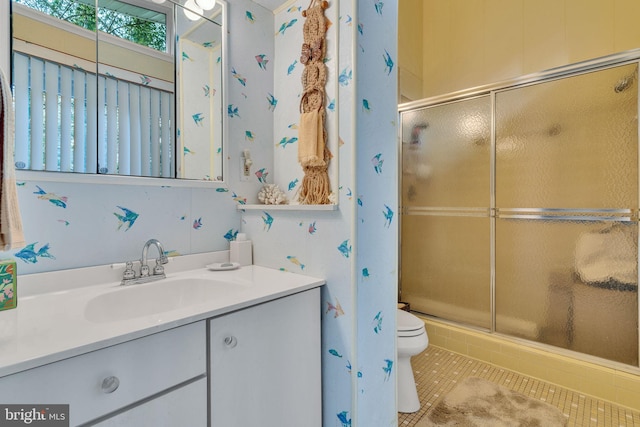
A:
[258,184,288,205]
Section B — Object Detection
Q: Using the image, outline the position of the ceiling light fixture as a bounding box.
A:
[183,0,203,20]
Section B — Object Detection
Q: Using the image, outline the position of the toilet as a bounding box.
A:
[397,309,429,413]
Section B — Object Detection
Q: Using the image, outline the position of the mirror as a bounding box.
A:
[10,0,225,181]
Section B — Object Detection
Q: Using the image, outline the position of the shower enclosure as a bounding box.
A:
[399,52,639,367]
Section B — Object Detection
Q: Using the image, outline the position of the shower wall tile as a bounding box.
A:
[449,0,485,90]
[615,0,640,51]
[523,0,567,73]
[565,0,614,63]
[484,0,523,82]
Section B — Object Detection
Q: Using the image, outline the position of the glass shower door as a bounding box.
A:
[400,96,492,329]
[494,63,639,365]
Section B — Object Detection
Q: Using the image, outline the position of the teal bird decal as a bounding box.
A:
[288,178,298,191]
[287,5,301,12]
[228,105,240,118]
[202,41,215,48]
[357,23,363,35]
[34,185,68,208]
[262,211,274,231]
[327,99,336,112]
[288,123,299,130]
[287,256,305,270]
[287,60,297,75]
[345,15,353,25]
[383,49,394,75]
[224,229,239,241]
[215,188,229,192]
[308,221,317,235]
[383,359,393,381]
[245,130,255,141]
[114,206,139,231]
[373,311,383,334]
[337,411,351,427]
[276,19,297,35]
[267,93,278,111]
[338,239,352,258]
[182,51,193,61]
[362,267,370,278]
[203,84,213,97]
[276,136,297,149]
[371,153,383,174]
[329,349,342,358]
[357,197,363,207]
[383,205,394,228]
[231,68,247,86]
[374,1,384,15]
[57,219,70,226]
[15,243,56,264]
[255,168,269,183]
[140,75,151,85]
[192,113,205,126]
[255,54,269,70]
[184,147,196,155]
[362,99,371,111]
[245,10,256,22]
[338,68,352,86]
[346,188,352,199]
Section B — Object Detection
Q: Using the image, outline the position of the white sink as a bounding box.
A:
[84,276,249,322]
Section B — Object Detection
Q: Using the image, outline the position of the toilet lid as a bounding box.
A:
[397,309,424,332]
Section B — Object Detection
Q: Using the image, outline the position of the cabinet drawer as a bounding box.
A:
[0,321,206,426]
[94,377,207,427]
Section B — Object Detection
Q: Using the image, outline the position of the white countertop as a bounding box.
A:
[0,258,325,378]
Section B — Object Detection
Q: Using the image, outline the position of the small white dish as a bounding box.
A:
[206,262,240,271]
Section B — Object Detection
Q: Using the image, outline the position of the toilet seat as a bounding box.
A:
[397,310,426,337]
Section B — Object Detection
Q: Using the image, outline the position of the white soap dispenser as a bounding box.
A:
[229,233,253,266]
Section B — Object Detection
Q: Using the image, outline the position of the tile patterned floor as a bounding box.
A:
[398,345,640,427]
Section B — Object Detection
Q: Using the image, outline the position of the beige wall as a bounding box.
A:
[400,0,640,100]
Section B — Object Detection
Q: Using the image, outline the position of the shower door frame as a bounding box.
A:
[398,48,640,370]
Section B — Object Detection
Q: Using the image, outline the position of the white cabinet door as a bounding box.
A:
[93,377,207,427]
[209,288,321,427]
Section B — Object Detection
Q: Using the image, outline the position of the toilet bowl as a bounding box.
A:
[397,309,429,413]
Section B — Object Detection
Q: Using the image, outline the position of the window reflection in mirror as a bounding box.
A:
[10,0,224,182]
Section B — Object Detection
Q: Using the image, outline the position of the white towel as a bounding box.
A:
[0,66,25,250]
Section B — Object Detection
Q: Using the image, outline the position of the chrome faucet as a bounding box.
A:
[121,239,169,286]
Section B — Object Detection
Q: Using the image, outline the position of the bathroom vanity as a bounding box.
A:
[0,256,323,426]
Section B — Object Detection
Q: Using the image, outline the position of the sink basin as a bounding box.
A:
[85,277,249,322]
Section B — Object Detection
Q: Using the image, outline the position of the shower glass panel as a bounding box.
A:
[495,63,638,209]
[494,62,639,366]
[401,96,491,329]
[402,215,491,328]
[402,96,491,208]
[496,218,638,365]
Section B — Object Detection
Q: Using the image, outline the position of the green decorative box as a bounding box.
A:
[0,260,17,311]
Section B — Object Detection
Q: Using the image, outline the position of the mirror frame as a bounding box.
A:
[8,0,228,189]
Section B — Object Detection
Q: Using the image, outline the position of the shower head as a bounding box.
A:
[614,73,636,93]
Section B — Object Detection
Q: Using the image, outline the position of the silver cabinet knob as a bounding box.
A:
[224,336,237,348]
[101,376,120,394]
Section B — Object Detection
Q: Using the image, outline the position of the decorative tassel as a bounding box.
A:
[299,166,331,205]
